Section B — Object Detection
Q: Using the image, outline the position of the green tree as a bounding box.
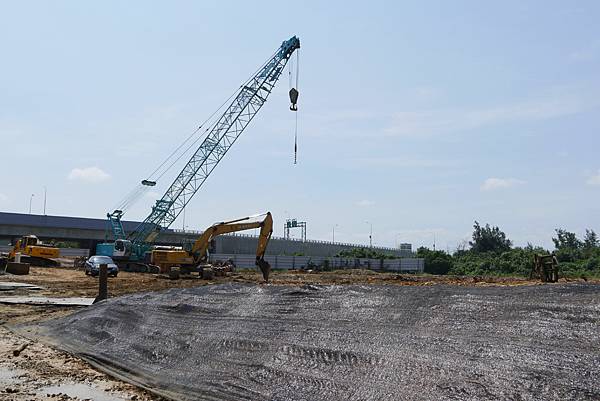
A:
[552,229,582,262]
[552,229,582,250]
[469,221,512,253]
[417,247,453,275]
[581,229,599,259]
[583,229,599,249]
[337,247,396,259]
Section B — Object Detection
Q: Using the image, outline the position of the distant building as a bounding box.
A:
[399,243,412,252]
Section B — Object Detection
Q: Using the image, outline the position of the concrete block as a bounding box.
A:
[6,262,30,275]
[202,267,214,280]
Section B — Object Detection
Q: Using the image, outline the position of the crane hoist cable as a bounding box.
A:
[293,99,298,165]
[146,48,279,183]
[289,49,300,163]
[112,49,280,214]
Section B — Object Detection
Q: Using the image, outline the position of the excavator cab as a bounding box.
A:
[13,235,42,253]
[17,235,38,250]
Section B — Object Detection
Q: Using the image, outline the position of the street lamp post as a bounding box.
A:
[365,221,372,248]
[29,194,34,214]
[332,224,339,243]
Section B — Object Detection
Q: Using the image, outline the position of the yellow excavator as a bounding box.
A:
[150,212,273,281]
[8,235,60,267]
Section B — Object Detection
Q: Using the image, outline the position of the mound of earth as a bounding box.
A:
[16,283,600,400]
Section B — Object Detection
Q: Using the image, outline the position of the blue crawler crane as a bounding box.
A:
[96,36,301,277]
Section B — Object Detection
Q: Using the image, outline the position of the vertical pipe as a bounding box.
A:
[94,264,108,303]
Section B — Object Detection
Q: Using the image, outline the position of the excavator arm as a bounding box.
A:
[189,212,273,281]
[255,213,273,282]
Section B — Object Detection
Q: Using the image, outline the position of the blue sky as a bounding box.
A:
[1,0,599,250]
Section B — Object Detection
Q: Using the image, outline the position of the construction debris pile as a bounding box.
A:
[18,283,600,401]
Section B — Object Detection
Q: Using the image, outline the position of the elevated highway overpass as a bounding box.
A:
[0,212,413,258]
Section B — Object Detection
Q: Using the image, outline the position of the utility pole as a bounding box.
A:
[29,194,34,214]
[365,221,372,248]
[283,210,289,237]
[333,224,339,243]
[43,186,47,215]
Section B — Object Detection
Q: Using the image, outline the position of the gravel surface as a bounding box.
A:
[16,283,600,401]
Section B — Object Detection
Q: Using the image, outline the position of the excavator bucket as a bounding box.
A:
[256,259,271,283]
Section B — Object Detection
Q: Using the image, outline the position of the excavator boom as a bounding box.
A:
[150,212,273,281]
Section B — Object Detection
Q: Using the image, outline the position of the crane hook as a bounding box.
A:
[289,88,298,111]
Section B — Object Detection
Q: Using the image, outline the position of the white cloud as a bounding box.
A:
[586,170,600,186]
[356,199,375,207]
[68,167,110,183]
[384,93,589,138]
[0,193,8,202]
[481,178,526,191]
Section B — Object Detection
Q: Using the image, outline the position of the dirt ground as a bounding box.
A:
[4,265,587,298]
[0,266,596,400]
[0,325,163,400]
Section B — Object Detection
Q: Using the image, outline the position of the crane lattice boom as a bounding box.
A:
[117,36,299,252]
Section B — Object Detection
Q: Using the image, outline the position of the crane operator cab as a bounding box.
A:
[113,239,132,258]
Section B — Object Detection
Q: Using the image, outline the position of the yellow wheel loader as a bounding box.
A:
[8,235,60,267]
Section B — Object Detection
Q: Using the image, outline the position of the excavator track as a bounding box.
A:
[17,255,60,267]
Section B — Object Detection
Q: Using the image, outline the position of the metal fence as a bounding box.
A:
[209,253,424,273]
[170,229,409,254]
